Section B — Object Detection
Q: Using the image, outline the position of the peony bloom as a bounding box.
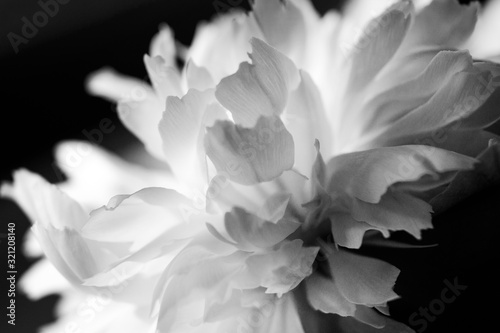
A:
[2,0,500,332]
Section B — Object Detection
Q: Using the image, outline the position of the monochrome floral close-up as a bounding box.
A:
[2,0,500,332]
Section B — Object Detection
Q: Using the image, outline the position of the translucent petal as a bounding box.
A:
[205,116,295,185]
[328,248,400,306]
[326,145,477,204]
[215,38,300,127]
[304,273,356,317]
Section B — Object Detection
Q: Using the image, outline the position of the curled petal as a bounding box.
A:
[1,170,103,283]
[431,140,500,213]
[1,169,87,231]
[364,50,473,131]
[330,213,384,249]
[215,38,300,127]
[188,11,258,83]
[82,187,193,246]
[326,145,477,204]
[374,68,496,146]
[205,116,295,185]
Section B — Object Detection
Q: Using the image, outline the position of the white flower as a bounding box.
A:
[2,0,500,333]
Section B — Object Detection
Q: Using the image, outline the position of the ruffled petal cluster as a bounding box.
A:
[2,1,500,333]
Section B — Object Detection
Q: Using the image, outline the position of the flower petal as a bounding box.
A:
[304,273,356,317]
[328,248,400,306]
[373,68,496,146]
[82,187,193,246]
[149,25,177,67]
[251,0,306,62]
[330,213,383,249]
[1,169,87,230]
[143,54,183,100]
[185,59,215,91]
[86,69,166,160]
[206,168,309,221]
[465,0,500,58]
[431,140,500,213]
[86,68,151,104]
[346,2,412,91]
[363,50,473,132]
[55,140,176,210]
[32,225,100,282]
[326,145,477,204]
[254,293,305,333]
[285,70,333,175]
[156,250,244,332]
[352,191,433,239]
[19,258,69,300]
[224,207,300,251]
[459,61,500,130]
[245,239,319,296]
[1,170,103,283]
[338,315,415,333]
[353,305,386,328]
[205,115,295,185]
[159,88,217,183]
[188,11,258,83]
[215,38,300,127]
[402,0,479,49]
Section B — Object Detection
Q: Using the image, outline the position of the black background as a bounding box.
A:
[1,0,497,332]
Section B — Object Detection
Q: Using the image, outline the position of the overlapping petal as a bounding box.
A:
[159,88,225,185]
[54,140,177,210]
[205,115,295,185]
[326,145,476,204]
[1,170,103,283]
[215,38,300,127]
[8,1,500,333]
